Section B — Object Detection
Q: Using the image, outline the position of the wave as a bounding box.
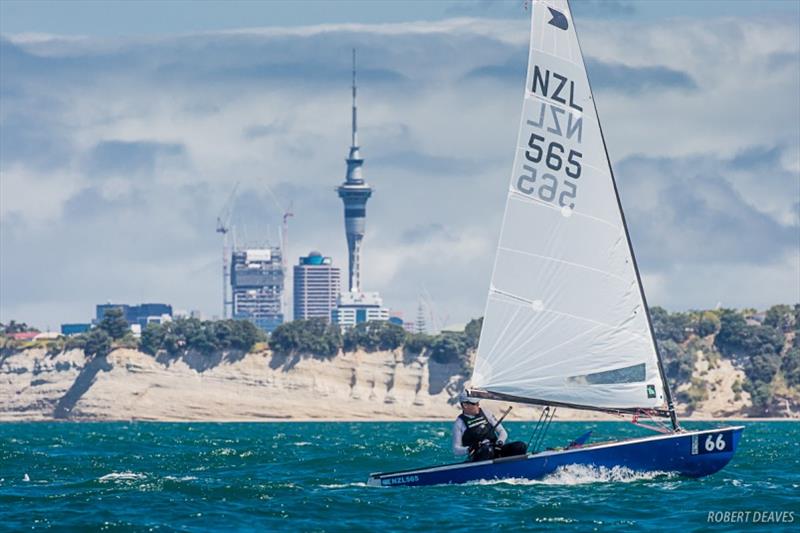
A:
[319,482,369,489]
[466,465,673,486]
[98,472,147,482]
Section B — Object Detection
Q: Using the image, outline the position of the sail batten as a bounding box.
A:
[472,0,670,411]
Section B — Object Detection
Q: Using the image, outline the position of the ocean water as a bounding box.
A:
[1,421,797,531]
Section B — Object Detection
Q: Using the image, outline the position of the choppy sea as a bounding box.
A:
[1,421,797,531]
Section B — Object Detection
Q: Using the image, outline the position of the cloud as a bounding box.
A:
[585,59,697,93]
[617,151,798,268]
[0,14,798,329]
[84,140,188,179]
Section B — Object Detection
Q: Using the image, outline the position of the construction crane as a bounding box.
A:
[216,182,240,319]
[264,183,294,320]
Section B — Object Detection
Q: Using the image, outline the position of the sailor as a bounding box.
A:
[452,391,528,461]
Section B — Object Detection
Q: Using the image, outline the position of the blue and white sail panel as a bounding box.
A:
[472,0,666,409]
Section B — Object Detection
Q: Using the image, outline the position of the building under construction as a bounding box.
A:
[231,247,284,332]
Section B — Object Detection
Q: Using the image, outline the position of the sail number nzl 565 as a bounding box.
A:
[517,133,582,209]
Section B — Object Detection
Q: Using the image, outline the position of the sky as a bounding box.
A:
[1,0,799,330]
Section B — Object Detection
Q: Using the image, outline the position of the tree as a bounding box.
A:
[764,304,795,333]
[98,308,130,340]
[343,321,406,352]
[695,311,720,337]
[650,307,691,343]
[140,323,164,355]
[657,339,694,385]
[405,333,433,355]
[83,328,111,358]
[0,320,39,334]
[782,347,800,388]
[429,333,468,365]
[270,319,341,357]
[464,317,483,350]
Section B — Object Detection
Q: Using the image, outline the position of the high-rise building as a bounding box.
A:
[332,291,389,329]
[293,251,341,322]
[231,247,284,332]
[333,50,389,331]
[337,50,372,294]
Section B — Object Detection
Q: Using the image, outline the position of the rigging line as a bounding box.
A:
[497,246,629,284]
[485,293,652,344]
[526,406,549,451]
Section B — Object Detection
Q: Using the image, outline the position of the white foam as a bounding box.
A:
[466,465,672,486]
[164,475,198,482]
[98,472,146,482]
[320,482,369,489]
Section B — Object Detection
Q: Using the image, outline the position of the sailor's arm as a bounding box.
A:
[452,419,470,456]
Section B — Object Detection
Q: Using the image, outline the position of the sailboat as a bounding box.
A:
[368,0,743,487]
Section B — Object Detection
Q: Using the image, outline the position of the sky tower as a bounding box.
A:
[337,49,372,293]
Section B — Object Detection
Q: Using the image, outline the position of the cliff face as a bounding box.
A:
[0,348,473,421]
[0,347,794,421]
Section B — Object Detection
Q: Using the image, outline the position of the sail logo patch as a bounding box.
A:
[547,7,569,30]
[646,384,656,398]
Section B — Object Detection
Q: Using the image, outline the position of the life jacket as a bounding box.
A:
[459,409,498,448]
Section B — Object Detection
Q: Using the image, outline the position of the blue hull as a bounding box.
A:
[369,426,743,487]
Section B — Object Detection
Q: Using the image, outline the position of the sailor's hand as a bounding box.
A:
[496,440,504,448]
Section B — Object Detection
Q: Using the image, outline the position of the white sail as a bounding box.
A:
[472,0,667,409]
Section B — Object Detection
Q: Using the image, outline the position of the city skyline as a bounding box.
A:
[1,1,798,330]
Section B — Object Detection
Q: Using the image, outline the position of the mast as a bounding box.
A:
[568,0,679,431]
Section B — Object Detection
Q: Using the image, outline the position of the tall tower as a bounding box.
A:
[338,49,372,294]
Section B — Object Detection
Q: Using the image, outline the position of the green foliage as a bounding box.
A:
[429,332,468,365]
[743,379,774,412]
[651,306,691,343]
[696,311,720,337]
[657,339,694,385]
[65,334,88,351]
[141,318,267,356]
[83,328,111,358]
[781,347,800,388]
[0,320,39,334]
[715,309,784,358]
[677,376,708,412]
[343,321,406,352]
[464,317,483,351]
[98,308,130,340]
[405,333,434,355]
[270,318,342,357]
[763,304,795,333]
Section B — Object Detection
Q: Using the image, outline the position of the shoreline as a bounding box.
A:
[1,416,796,423]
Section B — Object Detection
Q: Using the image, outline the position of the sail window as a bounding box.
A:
[567,363,646,385]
